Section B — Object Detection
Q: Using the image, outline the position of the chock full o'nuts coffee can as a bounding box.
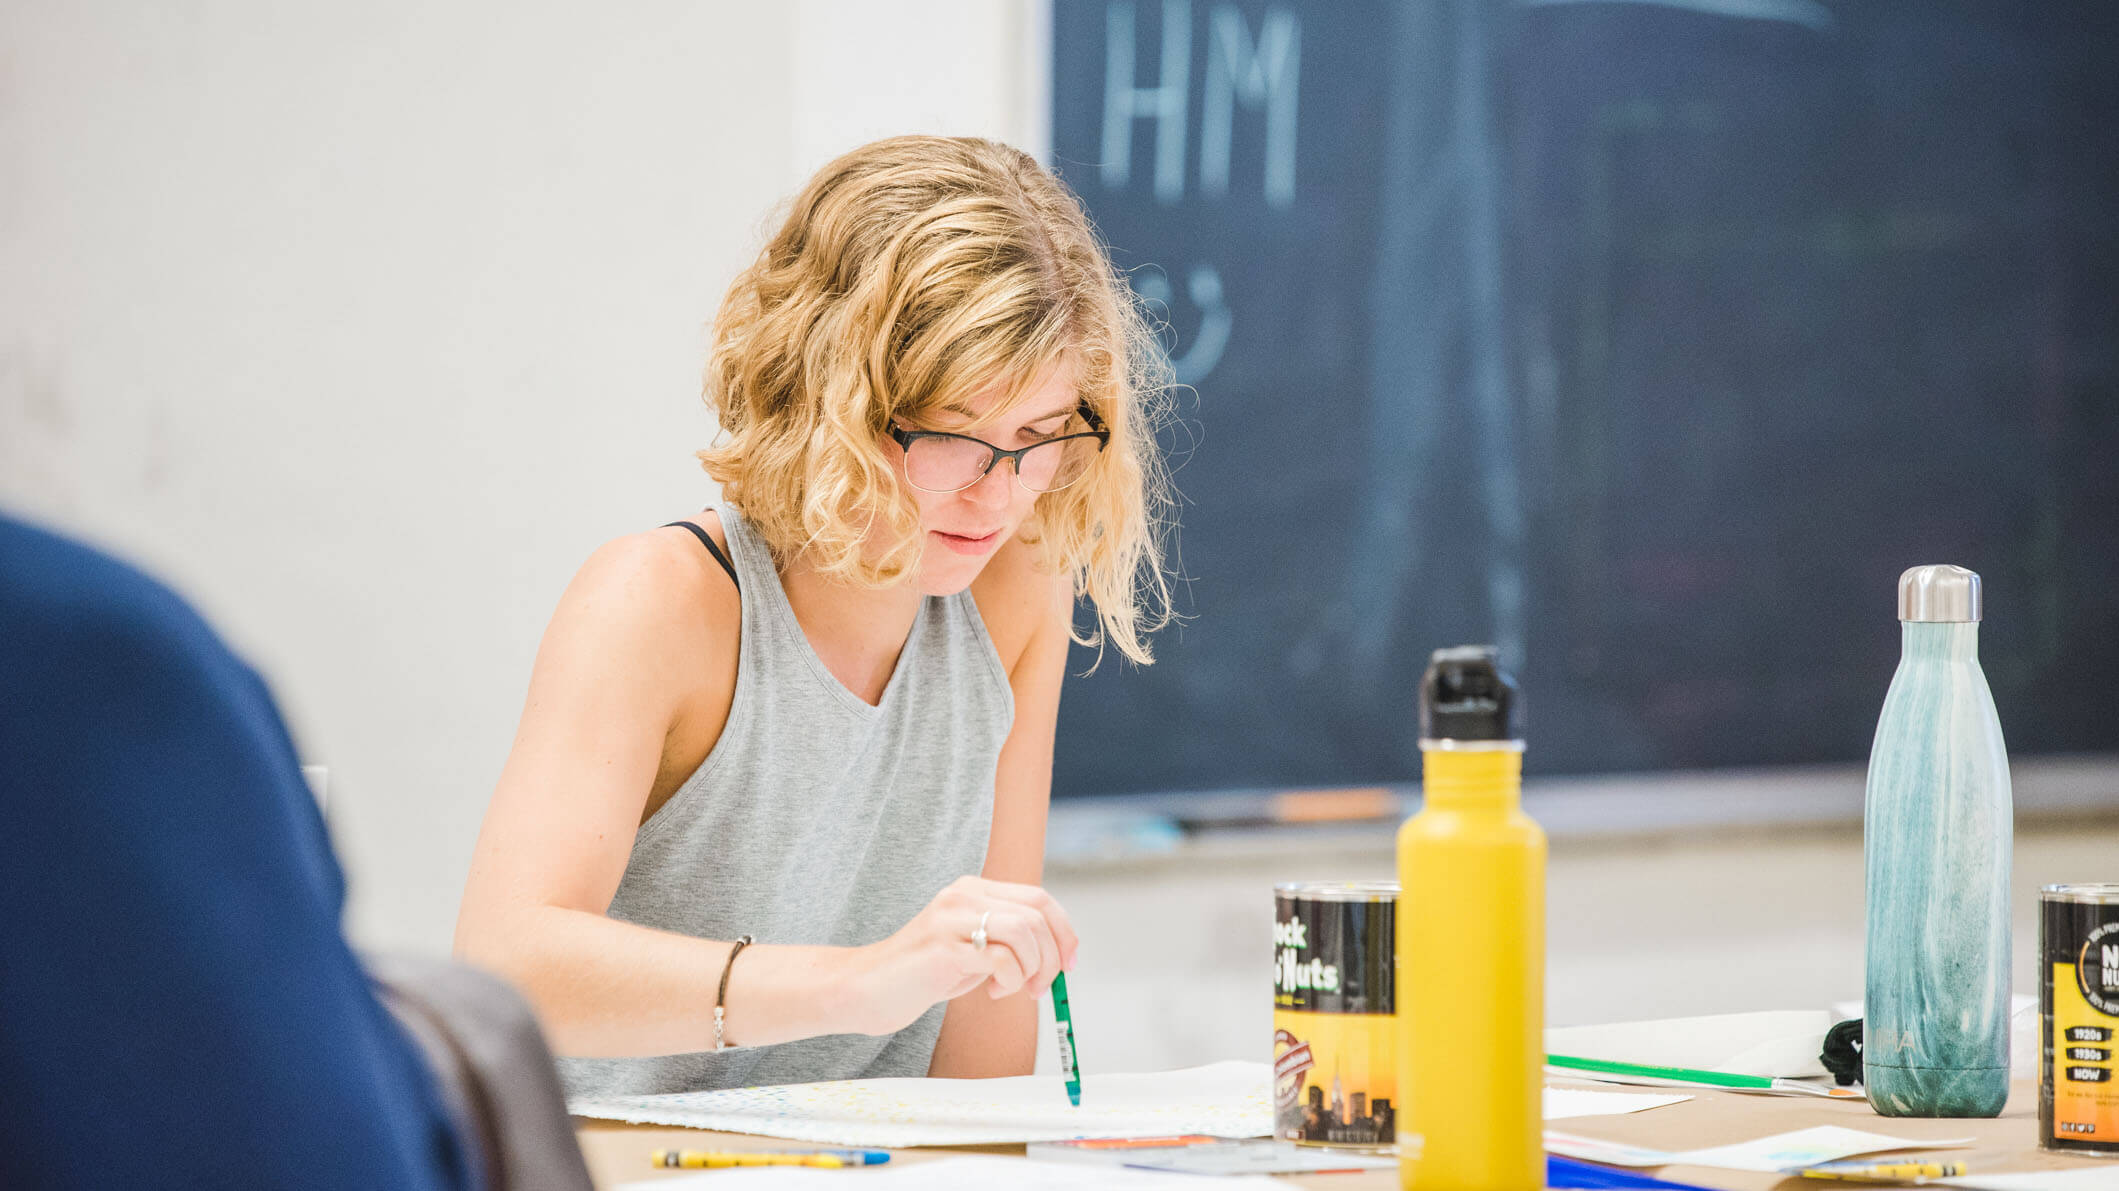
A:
[1273,881,1396,1150]
[2043,883,2119,1157]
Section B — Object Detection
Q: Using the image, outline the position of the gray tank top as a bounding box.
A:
[557,506,1013,1097]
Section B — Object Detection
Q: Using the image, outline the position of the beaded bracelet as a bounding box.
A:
[714,934,754,1052]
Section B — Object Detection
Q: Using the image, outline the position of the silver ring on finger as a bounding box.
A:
[970,909,990,951]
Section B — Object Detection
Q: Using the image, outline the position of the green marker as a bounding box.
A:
[1053,971,1081,1107]
[1547,1053,1774,1089]
[1545,1054,1864,1098]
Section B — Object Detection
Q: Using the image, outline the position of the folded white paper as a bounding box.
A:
[1547,1010,1833,1078]
[1545,1124,1973,1173]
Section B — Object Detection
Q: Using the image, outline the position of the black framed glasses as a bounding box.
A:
[888,406,1110,494]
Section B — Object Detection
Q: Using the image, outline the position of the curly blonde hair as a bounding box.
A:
[698,136,1175,664]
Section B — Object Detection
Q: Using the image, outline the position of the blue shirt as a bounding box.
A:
[0,514,473,1190]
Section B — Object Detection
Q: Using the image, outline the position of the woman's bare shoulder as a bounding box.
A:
[547,516,741,662]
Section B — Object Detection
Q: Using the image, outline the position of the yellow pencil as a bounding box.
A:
[651,1149,849,1169]
[1799,1159,1969,1182]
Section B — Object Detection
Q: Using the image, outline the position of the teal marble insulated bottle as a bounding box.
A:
[1864,564,2013,1117]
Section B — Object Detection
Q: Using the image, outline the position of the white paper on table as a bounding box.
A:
[571,1060,1688,1149]
[570,1061,1273,1148]
[1547,1010,1833,1078]
[616,1155,1286,1190]
[1115,1139,1399,1175]
[1940,1168,2119,1190]
[1544,1125,1973,1172]
[1543,1133,1681,1167]
[1545,1087,1691,1119]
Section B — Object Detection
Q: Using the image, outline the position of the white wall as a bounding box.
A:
[0,0,1052,952]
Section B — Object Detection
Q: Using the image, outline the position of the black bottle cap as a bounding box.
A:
[1420,645,1521,742]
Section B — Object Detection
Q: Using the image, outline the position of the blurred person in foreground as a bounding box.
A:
[0,513,485,1189]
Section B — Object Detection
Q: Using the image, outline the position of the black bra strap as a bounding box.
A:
[662,520,739,591]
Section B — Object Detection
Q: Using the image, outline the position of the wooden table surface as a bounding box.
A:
[577,1078,2114,1189]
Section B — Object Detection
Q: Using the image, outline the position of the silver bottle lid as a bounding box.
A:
[1898,564,1981,623]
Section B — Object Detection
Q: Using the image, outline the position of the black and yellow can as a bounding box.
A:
[2042,883,2119,1157]
[1273,881,1396,1149]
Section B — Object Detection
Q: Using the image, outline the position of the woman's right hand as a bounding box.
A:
[845,875,1080,1036]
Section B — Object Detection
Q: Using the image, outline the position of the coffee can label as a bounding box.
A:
[1272,883,1396,1149]
[2042,887,2119,1156]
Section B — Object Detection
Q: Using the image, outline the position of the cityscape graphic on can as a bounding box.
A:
[2043,883,2119,1157]
[1273,881,1397,1149]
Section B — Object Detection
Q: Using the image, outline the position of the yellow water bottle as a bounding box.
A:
[1397,646,1545,1190]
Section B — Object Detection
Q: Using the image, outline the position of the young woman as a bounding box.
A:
[454,136,1174,1096]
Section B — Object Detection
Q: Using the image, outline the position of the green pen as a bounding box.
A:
[1053,971,1081,1106]
[1546,1054,1864,1098]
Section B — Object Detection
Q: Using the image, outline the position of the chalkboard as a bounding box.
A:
[1048,0,2119,795]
